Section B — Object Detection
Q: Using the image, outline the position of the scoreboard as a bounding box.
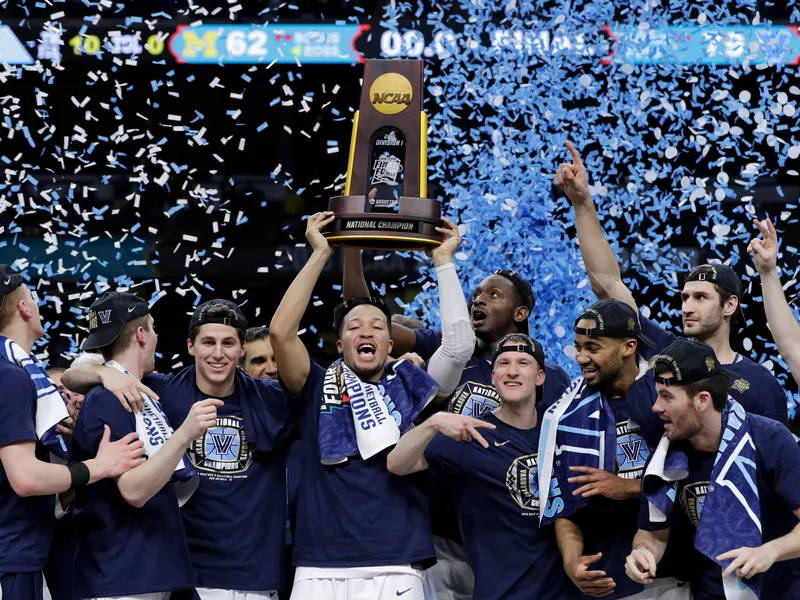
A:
[1,21,799,66]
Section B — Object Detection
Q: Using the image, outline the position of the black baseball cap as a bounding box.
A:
[574,298,656,349]
[651,339,738,385]
[82,292,150,350]
[189,300,248,334]
[333,296,392,335]
[684,264,745,323]
[491,333,545,368]
[0,265,24,310]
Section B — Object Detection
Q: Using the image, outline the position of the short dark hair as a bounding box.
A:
[683,373,730,412]
[189,306,245,344]
[391,314,423,329]
[245,326,270,342]
[100,315,151,362]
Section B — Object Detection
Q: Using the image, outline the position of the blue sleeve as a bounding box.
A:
[424,433,467,476]
[280,359,325,426]
[142,371,174,398]
[639,314,676,358]
[540,362,571,410]
[0,366,38,447]
[255,377,297,444]
[73,390,136,457]
[727,362,789,425]
[413,329,443,362]
[755,418,800,511]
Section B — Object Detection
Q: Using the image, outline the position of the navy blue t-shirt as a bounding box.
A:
[414,328,571,542]
[0,361,55,573]
[425,412,577,600]
[639,416,800,600]
[149,370,293,592]
[71,386,195,599]
[568,379,663,600]
[287,360,434,568]
[641,317,788,423]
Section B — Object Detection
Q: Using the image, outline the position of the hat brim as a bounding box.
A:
[720,366,741,380]
[637,332,657,349]
[81,323,125,351]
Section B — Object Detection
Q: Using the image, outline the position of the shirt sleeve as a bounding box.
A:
[413,329,443,363]
[0,366,38,448]
[540,362,571,409]
[639,314,676,357]
[279,358,325,426]
[756,418,800,511]
[424,432,467,476]
[74,390,137,456]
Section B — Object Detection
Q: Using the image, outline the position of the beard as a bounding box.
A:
[669,408,703,441]
[682,311,724,340]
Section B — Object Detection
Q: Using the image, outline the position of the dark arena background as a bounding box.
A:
[2,0,800,421]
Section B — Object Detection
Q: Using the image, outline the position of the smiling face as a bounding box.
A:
[336,304,393,383]
[653,376,704,441]
[469,275,528,343]
[491,351,545,405]
[188,323,244,390]
[680,281,735,339]
[573,318,636,388]
[243,337,278,380]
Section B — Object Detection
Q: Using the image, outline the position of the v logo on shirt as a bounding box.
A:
[211,433,236,456]
[620,439,643,463]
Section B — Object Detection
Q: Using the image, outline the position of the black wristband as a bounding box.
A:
[67,462,91,489]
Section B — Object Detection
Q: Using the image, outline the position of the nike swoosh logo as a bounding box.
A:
[127,306,136,312]
[494,440,510,447]
[396,590,412,597]
[463,364,476,370]
[3,277,10,285]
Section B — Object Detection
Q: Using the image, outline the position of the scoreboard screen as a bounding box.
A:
[1,21,798,67]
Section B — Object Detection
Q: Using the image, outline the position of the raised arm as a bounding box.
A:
[626,528,669,585]
[424,219,476,397]
[116,399,220,508]
[555,141,637,310]
[61,362,158,413]
[270,212,335,395]
[386,412,494,476]
[749,218,800,384]
[343,249,371,299]
[0,427,144,497]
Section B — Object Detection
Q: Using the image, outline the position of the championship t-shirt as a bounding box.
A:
[286,360,434,568]
[425,412,578,600]
[641,317,788,423]
[414,328,571,542]
[568,384,663,600]
[639,416,800,600]
[71,387,195,599]
[154,370,294,591]
[0,361,55,573]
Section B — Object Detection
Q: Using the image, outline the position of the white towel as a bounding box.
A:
[104,361,198,505]
[342,364,401,462]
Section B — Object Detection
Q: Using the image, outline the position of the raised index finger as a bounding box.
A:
[565,141,583,166]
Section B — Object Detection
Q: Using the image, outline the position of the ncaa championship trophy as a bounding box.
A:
[323,59,443,250]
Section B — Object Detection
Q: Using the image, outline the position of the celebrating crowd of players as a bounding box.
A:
[2,143,800,600]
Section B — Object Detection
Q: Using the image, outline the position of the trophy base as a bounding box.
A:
[323,195,443,250]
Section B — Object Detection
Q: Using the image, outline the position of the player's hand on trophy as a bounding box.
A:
[426,217,461,267]
[555,141,591,205]
[306,211,336,257]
